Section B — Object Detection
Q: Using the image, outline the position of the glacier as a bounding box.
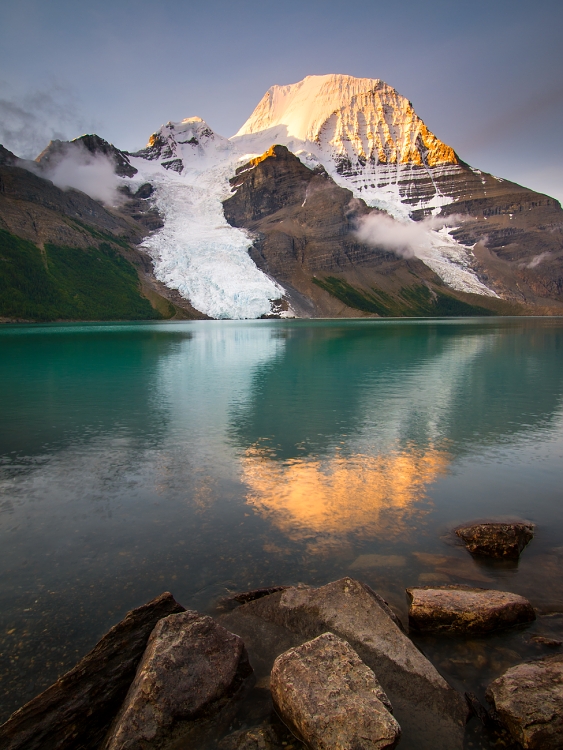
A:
[127,119,284,320]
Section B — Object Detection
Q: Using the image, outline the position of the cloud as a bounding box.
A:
[0,80,101,159]
[40,143,122,205]
[524,252,551,269]
[354,211,465,258]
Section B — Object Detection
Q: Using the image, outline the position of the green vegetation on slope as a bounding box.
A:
[0,229,162,321]
[312,276,495,317]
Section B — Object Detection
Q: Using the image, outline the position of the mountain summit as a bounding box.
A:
[235,73,457,170]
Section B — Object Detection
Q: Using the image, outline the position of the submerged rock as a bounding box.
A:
[455,522,534,559]
[486,654,563,749]
[270,632,400,750]
[218,586,292,611]
[217,722,304,750]
[220,577,467,750]
[0,592,185,750]
[103,610,254,750]
[407,585,535,635]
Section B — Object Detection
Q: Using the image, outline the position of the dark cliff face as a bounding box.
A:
[222,146,513,318]
[224,145,376,277]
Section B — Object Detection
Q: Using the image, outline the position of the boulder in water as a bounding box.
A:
[220,577,467,750]
[407,585,535,635]
[0,592,185,750]
[455,522,534,559]
[485,654,563,749]
[102,610,254,750]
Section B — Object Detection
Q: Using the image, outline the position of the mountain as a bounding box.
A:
[36,134,138,178]
[0,140,207,321]
[222,145,510,317]
[1,74,562,321]
[231,75,563,312]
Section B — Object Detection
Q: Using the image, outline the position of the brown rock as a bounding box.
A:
[270,632,400,750]
[103,610,254,750]
[530,635,562,647]
[218,586,292,611]
[486,654,563,749]
[407,585,536,634]
[221,577,467,750]
[455,521,534,559]
[0,592,185,750]
[217,722,304,750]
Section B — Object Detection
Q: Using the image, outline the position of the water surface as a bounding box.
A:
[1,318,563,745]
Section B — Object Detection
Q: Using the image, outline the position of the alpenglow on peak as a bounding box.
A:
[233,73,457,170]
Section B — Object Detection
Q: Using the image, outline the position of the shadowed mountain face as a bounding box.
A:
[223,146,517,318]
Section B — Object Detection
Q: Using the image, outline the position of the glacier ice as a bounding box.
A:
[129,120,283,320]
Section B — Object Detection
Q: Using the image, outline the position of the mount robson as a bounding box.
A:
[1,74,562,321]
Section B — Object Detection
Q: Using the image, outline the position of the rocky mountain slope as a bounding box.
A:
[0,144,206,321]
[223,146,515,317]
[1,74,562,321]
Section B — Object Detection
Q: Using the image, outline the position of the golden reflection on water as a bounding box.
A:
[241,444,450,548]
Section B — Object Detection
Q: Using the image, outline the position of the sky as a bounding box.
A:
[1,0,562,201]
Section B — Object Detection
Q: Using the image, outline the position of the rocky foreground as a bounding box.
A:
[0,522,561,750]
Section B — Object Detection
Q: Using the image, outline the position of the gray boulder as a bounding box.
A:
[407,585,535,635]
[455,521,534,558]
[220,577,467,750]
[103,610,254,750]
[0,592,185,750]
[270,632,400,749]
[486,654,563,749]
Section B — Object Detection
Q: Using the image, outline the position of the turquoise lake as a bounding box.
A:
[1,317,563,745]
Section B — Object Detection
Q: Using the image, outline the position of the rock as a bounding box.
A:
[103,610,254,750]
[270,632,400,750]
[218,586,291,611]
[217,722,304,750]
[221,577,467,750]
[0,592,185,750]
[407,585,536,634]
[455,521,534,559]
[530,635,562,647]
[485,654,563,749]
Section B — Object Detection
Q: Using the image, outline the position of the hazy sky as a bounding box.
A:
[1,0,562,200]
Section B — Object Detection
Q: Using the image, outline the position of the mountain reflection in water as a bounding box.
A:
[242,445,449,548]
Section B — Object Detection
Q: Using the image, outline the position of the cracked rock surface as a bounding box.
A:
[456,522,535,559]
[270,632,400,750]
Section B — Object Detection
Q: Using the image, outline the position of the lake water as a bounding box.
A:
[1,318,563,746]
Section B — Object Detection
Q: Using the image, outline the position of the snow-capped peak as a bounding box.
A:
[232,74,457,174]
[133,116,233,173]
